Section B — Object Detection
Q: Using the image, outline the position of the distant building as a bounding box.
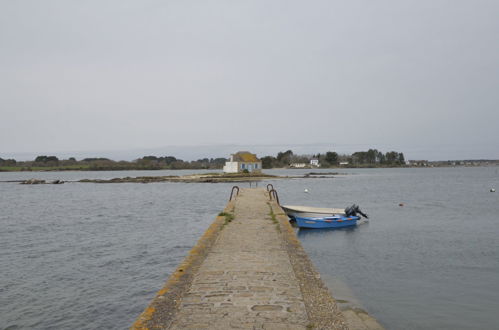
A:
[290,163,307,168]
[310,159,320,167]
[223,151,262,173]
[339,161,349,166]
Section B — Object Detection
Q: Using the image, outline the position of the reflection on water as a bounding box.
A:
[320,274,366,311]
[297,223,365,236]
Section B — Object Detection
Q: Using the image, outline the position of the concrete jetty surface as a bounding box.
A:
[132,188,381,329]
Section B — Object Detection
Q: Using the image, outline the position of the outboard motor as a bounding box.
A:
[344,204,356,217]
[344,204,369,219]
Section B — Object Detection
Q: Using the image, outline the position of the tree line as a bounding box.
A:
[260,149,405,168]
[0,155,227,171]
[1,148,405,171]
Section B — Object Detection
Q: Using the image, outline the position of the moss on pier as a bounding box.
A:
[219,211,235,227]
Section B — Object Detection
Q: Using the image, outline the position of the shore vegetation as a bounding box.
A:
[2,150,496,172]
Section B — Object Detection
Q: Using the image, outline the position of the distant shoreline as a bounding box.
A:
[2,162,499,173]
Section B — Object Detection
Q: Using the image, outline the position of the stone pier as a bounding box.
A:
[132,188,380,329]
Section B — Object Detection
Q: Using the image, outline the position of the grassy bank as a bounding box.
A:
[0,165,94,172]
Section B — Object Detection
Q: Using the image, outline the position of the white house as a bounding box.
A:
[310,159,320,167]
[290,163,307,168]
[223,151,262,173]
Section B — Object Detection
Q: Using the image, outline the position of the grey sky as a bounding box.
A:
[1,0,498,160]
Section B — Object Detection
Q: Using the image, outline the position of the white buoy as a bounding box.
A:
[491,188,496,192]
[304,188,309,193]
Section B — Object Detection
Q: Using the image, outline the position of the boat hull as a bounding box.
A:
[294,215,359,229]
[282,205,345,220]
[287,212,338,219]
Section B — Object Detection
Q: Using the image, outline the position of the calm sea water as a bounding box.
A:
[1,168,498,329]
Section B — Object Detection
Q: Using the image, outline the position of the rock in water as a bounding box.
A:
[21,179,46,184]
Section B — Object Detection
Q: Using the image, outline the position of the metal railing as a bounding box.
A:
[268,188,280,205]
[229,186,239,201]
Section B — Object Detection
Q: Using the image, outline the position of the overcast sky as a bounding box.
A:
[1,0,498,160]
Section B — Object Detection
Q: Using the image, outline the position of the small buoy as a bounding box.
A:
[399,203,404,207]
[491,188,496,192]
[304,189,309,193]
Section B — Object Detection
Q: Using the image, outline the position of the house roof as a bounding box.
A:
[232,151,260,162]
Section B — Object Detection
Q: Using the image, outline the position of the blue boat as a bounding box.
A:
[294,215,361,229]
[290,204,368,228]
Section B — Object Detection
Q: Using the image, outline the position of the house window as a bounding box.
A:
[255,164,258,169]
[241,164,245,169]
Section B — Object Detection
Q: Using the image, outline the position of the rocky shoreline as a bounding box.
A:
[78,173,283,183]
[7,172,342,184]
[20,179,65,184]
